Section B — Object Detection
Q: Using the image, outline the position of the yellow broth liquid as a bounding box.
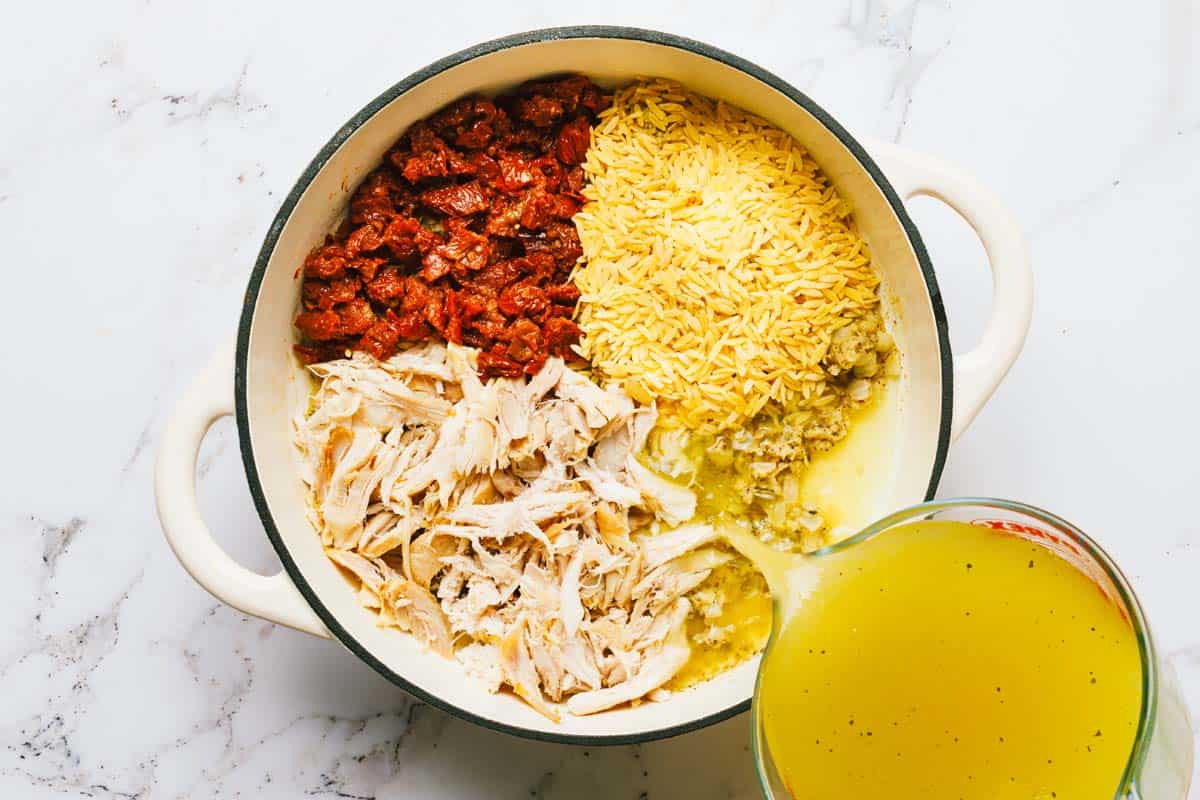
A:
[757,520,1143,800]
[671,381,899,689]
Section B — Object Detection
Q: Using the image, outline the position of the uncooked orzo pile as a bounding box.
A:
[572,79,884,434]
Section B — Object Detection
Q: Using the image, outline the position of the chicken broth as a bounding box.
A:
[669,557,772,690]
[673,378,899,547]
[756,520,1143,800]
[661,380,899,689]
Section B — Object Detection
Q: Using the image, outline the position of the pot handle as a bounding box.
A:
[865,140,1033,441]
[154,337,330,638]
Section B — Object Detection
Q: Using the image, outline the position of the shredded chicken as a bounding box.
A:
[294,342,713,718]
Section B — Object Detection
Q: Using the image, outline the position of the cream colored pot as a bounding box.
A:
[155,27,1033,744]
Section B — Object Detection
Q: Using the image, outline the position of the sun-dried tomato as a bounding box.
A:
[303,241,349,280]
[420,180,490,216]
[546,283,581,305]
[543,316,582,352]
[521,222,583,269]
[336,298,376,336]
[556,116,591,165]
[381,216,438,260]
[512,94,564,128]
[477,346,525,378]
[498,281,549,318]
[473,257,530,291]
[420,252,453,282]
[366,267,406,306]
[302,276,357,310]
[455,119,493,150]
[350,170,405,226]
[293,76,607,378]
[349,256,387,282]
[519,185,559,231]
[507,318,544,362]
[392,310,430,340]
[496,153,537,193]
[344,222,385,257]
[295,309,342,340]
[564,166,585,195]
[359,316,402,360]
[427,219,492,280]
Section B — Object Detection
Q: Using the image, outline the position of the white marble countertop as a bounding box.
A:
[3,0,1198,797]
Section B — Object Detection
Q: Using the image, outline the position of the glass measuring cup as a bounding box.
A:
[748,498,1194,800]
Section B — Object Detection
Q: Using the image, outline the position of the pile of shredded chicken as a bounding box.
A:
[293,341,733,718]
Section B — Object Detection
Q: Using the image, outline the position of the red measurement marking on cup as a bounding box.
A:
[970,518,1086,558]
[971,518,1130,623]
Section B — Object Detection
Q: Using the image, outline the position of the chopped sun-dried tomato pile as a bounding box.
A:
[293,75,609,378]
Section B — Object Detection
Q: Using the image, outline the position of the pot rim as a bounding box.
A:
[234,24,954,745]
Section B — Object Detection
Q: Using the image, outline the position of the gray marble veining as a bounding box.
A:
[2,0,1197,797]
